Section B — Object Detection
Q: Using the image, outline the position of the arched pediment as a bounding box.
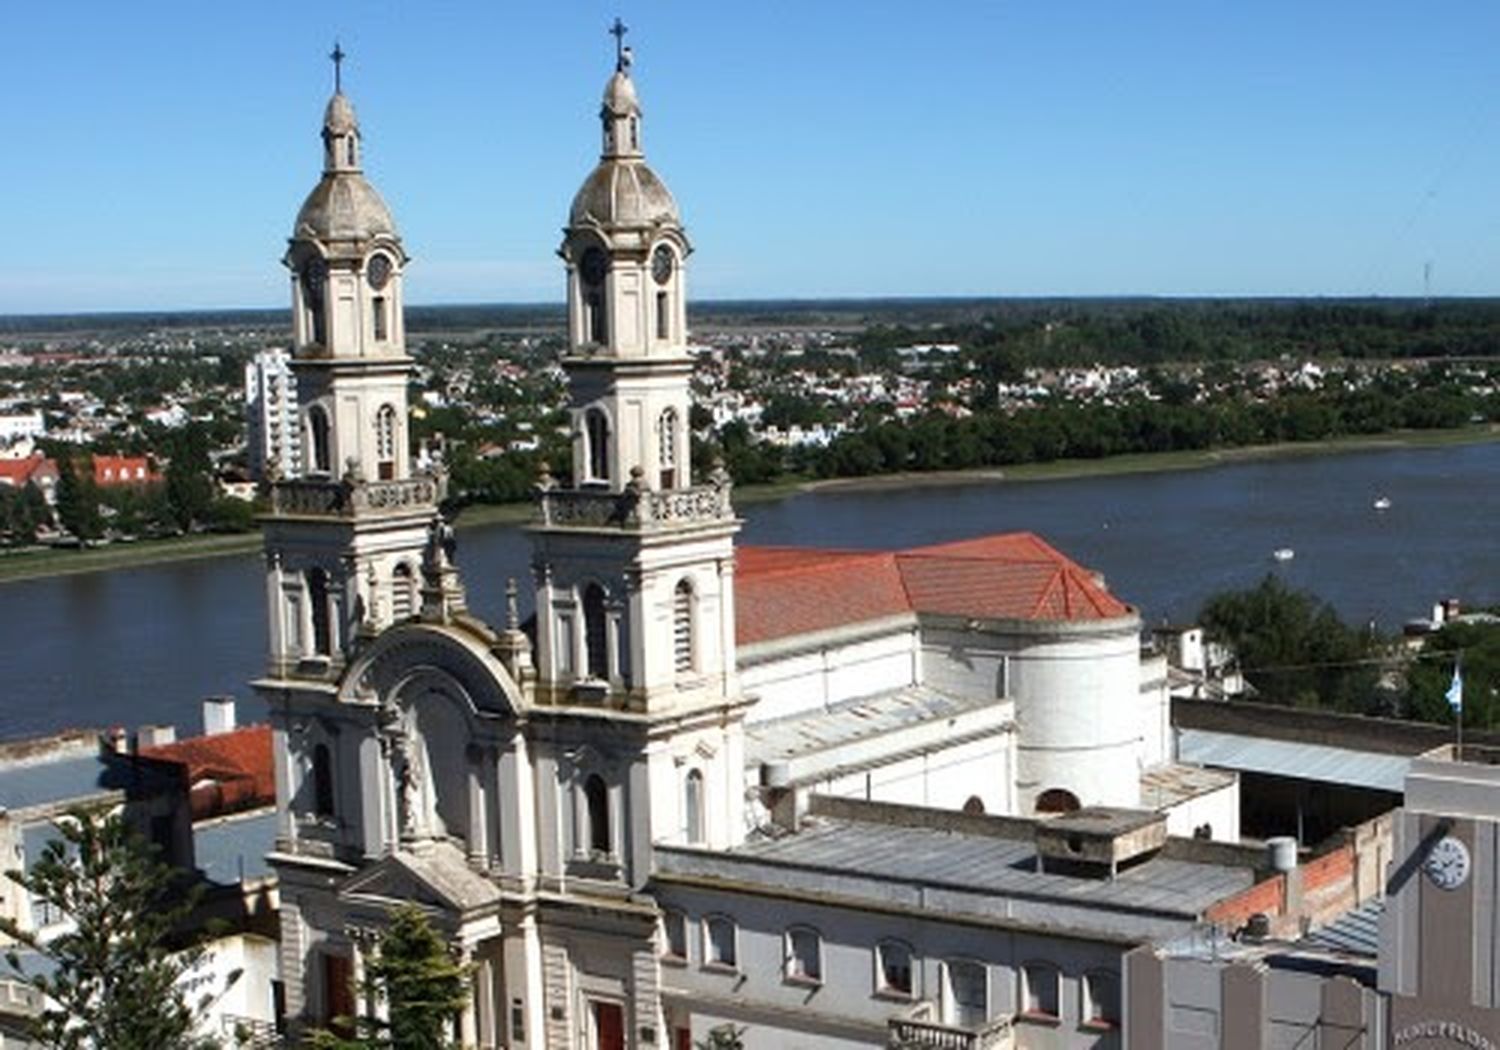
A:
[340,623,524,718]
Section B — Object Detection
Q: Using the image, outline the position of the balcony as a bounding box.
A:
[888,1003,1014,1050]
[268,473,444,519]
[534,471,734,531]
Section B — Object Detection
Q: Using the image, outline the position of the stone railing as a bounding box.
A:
[888,1003,1014,1050]
[269,473,444,519]
[535,476,734,530]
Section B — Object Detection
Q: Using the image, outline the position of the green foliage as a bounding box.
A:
[163,426,216,533]
[695,1024,747,1050]
[0,482,50,545]
[54,453,104,544]
[1405,623,1500,729]
[308,905,470,1050]
[1198,575,1381,711]
[0,806,214,1050]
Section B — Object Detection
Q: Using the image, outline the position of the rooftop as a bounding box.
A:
[139,724,274,820]
[735,532,1133,646]
[193,808,277,886]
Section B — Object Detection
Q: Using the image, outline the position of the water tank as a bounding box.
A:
[1266,836,1298,873]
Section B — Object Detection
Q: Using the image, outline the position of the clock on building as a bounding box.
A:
[1423,835,1471,890]
[367,253,392,290]
[651,245,674,285]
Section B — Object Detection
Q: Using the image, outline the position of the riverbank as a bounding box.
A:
[0,424,1493,585]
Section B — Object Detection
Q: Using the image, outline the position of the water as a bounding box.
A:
[1,442,1494,741]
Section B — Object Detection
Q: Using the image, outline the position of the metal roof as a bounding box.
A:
[744,686,1004,767]
[659,815,1254,936]
[193,808,277,886]
[1176,729,1410,793]
[0,753,118,812]
[1302,897,1383,957]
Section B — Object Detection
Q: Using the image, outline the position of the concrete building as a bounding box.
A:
[245,347,301,482]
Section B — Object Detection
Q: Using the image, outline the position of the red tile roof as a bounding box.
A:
[91,455,161,487]
[139,724,274,820]
[736,532,1132,646]
[0,454,57,487]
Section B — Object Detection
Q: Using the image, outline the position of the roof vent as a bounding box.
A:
[1034,807,1167,876]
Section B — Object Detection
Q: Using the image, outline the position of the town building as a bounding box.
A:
[245,347,302,482]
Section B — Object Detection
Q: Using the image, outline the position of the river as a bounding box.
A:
[1,442,1494,742]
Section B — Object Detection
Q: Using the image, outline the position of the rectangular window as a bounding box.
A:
[704,916,737,970]
[373,296,387,341]
[785,927,822,984]
[656,291,669,340]
[1084,971,1119,1027]
[661,911,688,962]
[877,940,913,997]
[557,614,575,676]
[944,960,988,1028]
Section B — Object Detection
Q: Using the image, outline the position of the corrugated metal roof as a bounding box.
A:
[744,686,1002,766]
[193,809,277,886]
[1176,729,1410,793]
[1302,897,1383,957]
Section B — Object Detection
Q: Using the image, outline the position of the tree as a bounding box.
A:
[54,454,104,545]
[309,904,470,1050]
[163,426,216,533]
[696,1024,747,1050]
[0,805,214,1050]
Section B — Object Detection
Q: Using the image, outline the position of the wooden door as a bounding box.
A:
[591,1000,625,1050]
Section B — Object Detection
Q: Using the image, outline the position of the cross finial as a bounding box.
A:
[609,17,629,71]
[330,40,346,93]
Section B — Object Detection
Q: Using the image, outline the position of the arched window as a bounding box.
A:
[584,773,610,854]
[1083,971,1120,1028]
[306,568,331,656]
[583,584,608,679]
[585,409,610,483]
[876,940,914,997]
[375,404,397,480]
[391,562,415,621]
[684,769,705,844]
[308,405,332,475]
[703,915,737,970]
[1035,788,1081,815]
[658,408,678,489]
[673,579,693,674]
[784,926,822,984]
[312,742,335,818]
[1021,961,1061,1020]
[943,960,988,1028]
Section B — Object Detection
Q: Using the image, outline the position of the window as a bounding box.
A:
[1083,971,1119,1028]
[584,774,610,854]
[1021,961,1060,1019]
[312,742,335,817]
[943,960,987,1028]
[308,406,332,474]
[784,927,822,984]
[557,613,576,676]
[587,292,607,344]
[683,769,705,844]
[583,584,608,680]
[656,291,669,341]
[658,408,678,489]
[372,295,387,342]
[876,940,913,997]
[661,910,688,962]
[1035,788,1081,815]
[391,562,415,621]
[375,403,397,479]
[345,136,356,166]
[585,409,610,482]
[672,579,693,674]
[306,569,331,656]
[703,915,737,970]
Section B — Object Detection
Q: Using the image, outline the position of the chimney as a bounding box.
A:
[136,725,176,750]
[203,696,237,736]
[102,727,129,755]
[760,762,801,833]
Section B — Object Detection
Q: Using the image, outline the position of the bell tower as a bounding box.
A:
[531,29,741,722]
[257,47,445,685]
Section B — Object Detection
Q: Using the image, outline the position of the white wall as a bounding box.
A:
[1161,781,1241,843]
[740,621,918,724]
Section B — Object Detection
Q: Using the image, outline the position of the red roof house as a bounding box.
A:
[137,724,274,821]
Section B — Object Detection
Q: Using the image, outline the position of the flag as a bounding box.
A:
[1446,661,1464,713]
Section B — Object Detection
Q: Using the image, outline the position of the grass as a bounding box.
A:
[0,424,1493,585]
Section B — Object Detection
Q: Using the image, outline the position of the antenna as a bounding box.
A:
[1424,260,1433,306]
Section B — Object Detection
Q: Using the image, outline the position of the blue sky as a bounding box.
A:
[3,2,1500,312]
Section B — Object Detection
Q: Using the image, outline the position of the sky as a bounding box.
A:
[3,2,1500,313]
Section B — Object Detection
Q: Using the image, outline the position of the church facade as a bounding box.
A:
[260,40,1237,1050]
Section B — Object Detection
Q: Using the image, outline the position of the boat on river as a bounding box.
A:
[1373,496,1392,511]
[1272,547,1295,562]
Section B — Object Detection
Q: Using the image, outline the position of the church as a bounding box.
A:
[258,34,1245,1050]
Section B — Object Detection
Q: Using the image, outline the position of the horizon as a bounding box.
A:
[4,3,1500,312]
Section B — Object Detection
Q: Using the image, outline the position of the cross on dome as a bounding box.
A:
[609,17,631,72]
[330,41,346,93]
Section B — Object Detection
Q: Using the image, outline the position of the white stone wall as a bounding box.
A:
[1137,651,1172,770]
[1161,780,1241,843]
[740,621,919,724]
[804,731,1016,817]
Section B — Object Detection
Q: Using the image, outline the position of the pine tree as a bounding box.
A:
[309,904,470,1050]
[0,805,214,1050]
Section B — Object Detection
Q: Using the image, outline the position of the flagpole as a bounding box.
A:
[1454,652,1464,762]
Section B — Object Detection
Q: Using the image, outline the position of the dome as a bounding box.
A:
[324,91,358,134]
[568,160,679,228]
[602,71,639,114]
[294,174,397,243]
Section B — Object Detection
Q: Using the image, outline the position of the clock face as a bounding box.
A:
[1424,835,1471,891]
[652,245,675,285]
[367,253,392,291]
[580,248,608,287]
